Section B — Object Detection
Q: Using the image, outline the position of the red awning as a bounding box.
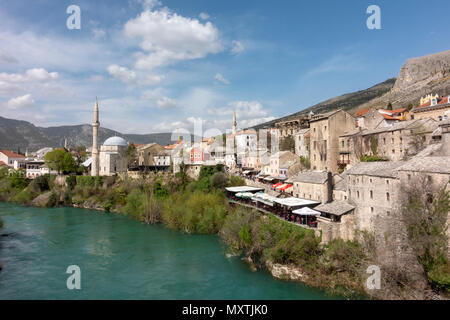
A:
[279,184,292,191]
[272,182,283,188]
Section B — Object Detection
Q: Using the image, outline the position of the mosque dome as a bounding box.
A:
[103,136,128,146]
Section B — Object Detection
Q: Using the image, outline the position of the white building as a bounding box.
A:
[99,136,128,176]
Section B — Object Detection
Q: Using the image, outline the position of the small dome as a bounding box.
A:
[103,136,128,146]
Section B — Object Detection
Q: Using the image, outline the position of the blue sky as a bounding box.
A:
[1,0,449,135]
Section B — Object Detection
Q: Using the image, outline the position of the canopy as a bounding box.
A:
[279,184,292,191]
[292,207,321,216]
[284,186,293,193]
[226,186,265,193]
[235,192,254,199]
[276,184,288,190]
[243,170,251,174]
[264,177,275,181]
[272,182,283,188]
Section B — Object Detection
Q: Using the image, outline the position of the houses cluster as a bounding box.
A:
[220,94,450,243]
[0,147,58,178]
[2,93,449,244]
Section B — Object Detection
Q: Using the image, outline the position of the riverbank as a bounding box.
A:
[0,166,440,299]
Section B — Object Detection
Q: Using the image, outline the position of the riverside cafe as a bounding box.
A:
[226,186,265,203]
[272,198,321,228]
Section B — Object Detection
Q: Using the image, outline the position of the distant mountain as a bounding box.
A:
[0,116,180,152]
[251,50,450,130]
[355,50,450,112]
[251,78,396,130]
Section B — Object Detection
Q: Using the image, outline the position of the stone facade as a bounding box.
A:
[99,144,128,176]
[294,128,310,158]
[309,109,356,173]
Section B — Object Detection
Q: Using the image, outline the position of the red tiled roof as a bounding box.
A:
[380,114,398,120]
[416,96,450,110]
[354,108,371,117]
[0,150,25,158]
[0,161,6,166]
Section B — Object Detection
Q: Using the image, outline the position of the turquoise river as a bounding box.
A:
[0,203,334,299]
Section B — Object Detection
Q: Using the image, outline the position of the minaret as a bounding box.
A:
[91,97,100,176]
[232,111,237,135]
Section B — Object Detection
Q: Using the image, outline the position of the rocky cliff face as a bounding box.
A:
[356,50,450,111]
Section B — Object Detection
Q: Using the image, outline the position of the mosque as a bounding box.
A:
[91,98,128,176]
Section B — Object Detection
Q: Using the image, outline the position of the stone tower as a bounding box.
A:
[91,97,100,176]
[232,111,237,135]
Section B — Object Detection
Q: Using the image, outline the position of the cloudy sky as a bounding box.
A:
[0,0,449,135]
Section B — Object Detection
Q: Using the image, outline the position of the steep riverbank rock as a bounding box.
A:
[31,191,54,207]
[266,260,308,281]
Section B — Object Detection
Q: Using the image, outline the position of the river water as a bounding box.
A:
[0,203,333,299]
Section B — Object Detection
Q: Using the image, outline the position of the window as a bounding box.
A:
[357,191,360,199]
[369,178,372,183]
[386,180,389,185]
[391,138,394,144]
[370,207,374,213]
[438,116,442,121]
[324,126,327,131]
[408,174,411,180]
[370,190,373,199]
[386,192,390,201]
[383,138,386,145]
[342,141,345,148]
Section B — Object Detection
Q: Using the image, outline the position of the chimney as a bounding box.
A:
[326,171,333,203]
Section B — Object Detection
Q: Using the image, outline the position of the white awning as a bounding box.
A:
[273,197,320,207]
[292,207,321,216]
[226,186,265,193]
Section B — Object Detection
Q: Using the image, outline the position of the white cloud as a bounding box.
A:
[139,0,162,10]
[7,94,34,109]
[0,68,58,83]
[124,5,223,70]
[214,73,230,85]
[231,40,244,54]
[92,28,106,39]
[157,96,176,109]
[0,81,22,94]
[107,64,163,86]
[199,12,210,20]
[90,75,104,82]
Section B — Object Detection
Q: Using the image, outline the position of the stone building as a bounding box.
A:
[275,117,309,138]
[292,171,332,203]
[412,95,450,121]
[269,151,301,178]
[309,109,356,173]
[345,161,406,233]
[294,128,310,158]
[99,136,128,176]
[360,118,437,161]
[137,143,165,168]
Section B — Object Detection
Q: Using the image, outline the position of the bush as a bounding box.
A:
[33,175,51,191]
[210,172,229,190]
[360,154,387,162]
[229,175,245,187]
[162,190,227,234]
[0,216,3,228]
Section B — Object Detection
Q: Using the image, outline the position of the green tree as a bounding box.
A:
[126,143,138,168]
[44,149,77,174]
[280,136,295,152]
[386,102,393,110]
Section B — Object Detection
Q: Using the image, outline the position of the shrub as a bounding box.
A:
[33,175,51,191]
[211,172,229,190]
[162,190,227,234]
[229,175,245,187]
[0,216,3,228]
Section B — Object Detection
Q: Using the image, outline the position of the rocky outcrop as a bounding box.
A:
[266,260,309,281]
[31,191,55,207]
[356,50,450,111]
